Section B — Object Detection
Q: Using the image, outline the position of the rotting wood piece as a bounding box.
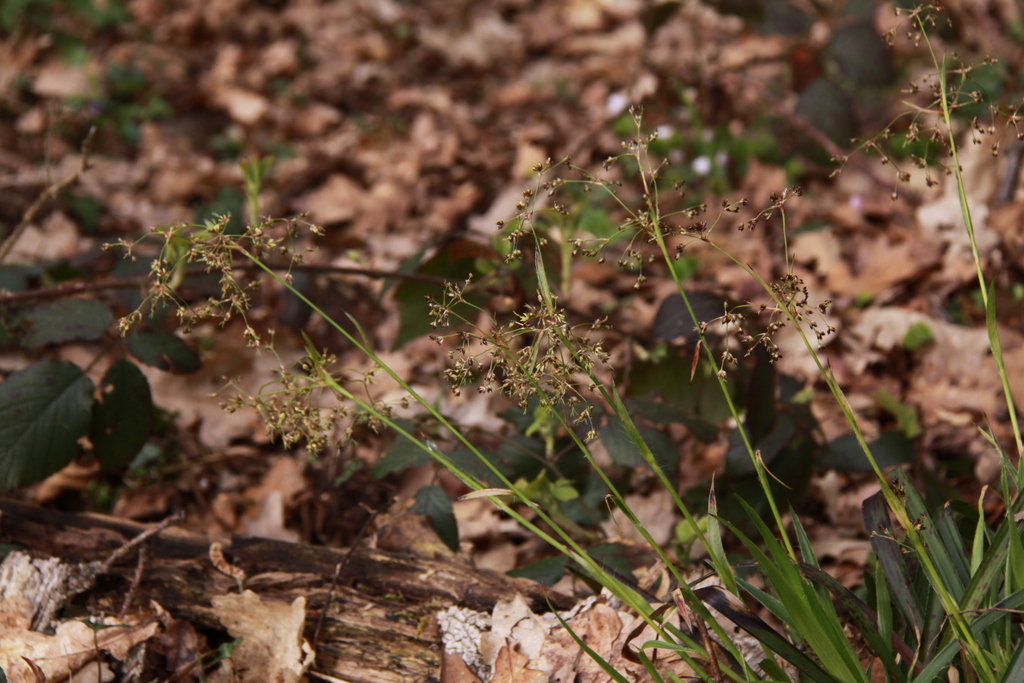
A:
[0,498,572,683]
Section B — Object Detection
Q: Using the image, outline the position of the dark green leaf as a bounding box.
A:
[757,657,791,682]
[651,292,728,346]
[372,426,432,478]
[588,542,634,582]
[743,345,777,444]
[826,20,895,87]
[494,434,546,481]
[625,397,720,442]
[125,330,200,373]
[891,469,967,601]
[697,584,837,683]
[43,260,90,284]
[19,299,112,348]
[823,430,914,472]
[0,265,34,292]
[797,563,912,682]
[862,491,922,635]
[90,360,153,470]
[1002,636,1024,683]
[500,401,539,433]
[640,427,678,483]
[933,503,971,588]
[508,555,569,586]
[628,350,734,423]
[391,239,494,349]
[61,192,103,232]
[446,448,502,487]
[410,484,458,552]
[599,416,642,467]
[725,411,797,479]
[195,185,244,235]
[796,78,857,149]
[0,361,94,491]
[962,515,1022,612]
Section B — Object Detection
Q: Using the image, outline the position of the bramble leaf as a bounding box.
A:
[90,360,154,470]
[0,361,94,491]
[19,299,112,348]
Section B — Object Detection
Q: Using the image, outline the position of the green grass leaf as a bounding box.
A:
[863,490,922,640]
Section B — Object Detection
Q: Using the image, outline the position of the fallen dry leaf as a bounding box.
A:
[848,307,1015,422]
[601,488,678,546]
[241,457,307,542]
[0,609,159,683]
[208,590,314,683]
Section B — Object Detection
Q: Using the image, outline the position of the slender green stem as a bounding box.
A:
[931,51,1023,460]
[234,246,690,642]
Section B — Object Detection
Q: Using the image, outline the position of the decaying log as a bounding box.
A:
[0,498,573,683]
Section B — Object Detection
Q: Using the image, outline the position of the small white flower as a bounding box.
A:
[607,92,629,116]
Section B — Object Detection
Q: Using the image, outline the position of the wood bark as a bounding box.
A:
[0,498,573,683]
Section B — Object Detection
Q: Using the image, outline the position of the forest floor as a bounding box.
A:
[0,0,1023,681]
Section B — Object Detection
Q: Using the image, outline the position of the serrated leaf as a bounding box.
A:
[0,360,94,491]
[19,299,112,348]
[90,360,153,470]
[410,484,458,551]
[125,330,200,373]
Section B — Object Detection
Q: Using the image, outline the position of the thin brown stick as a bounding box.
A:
[99,510,185,574]
[0,127,97,264]
[119,545,149,619]
[0,261,445,303]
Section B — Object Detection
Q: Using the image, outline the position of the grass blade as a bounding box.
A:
[863,490,922,638]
